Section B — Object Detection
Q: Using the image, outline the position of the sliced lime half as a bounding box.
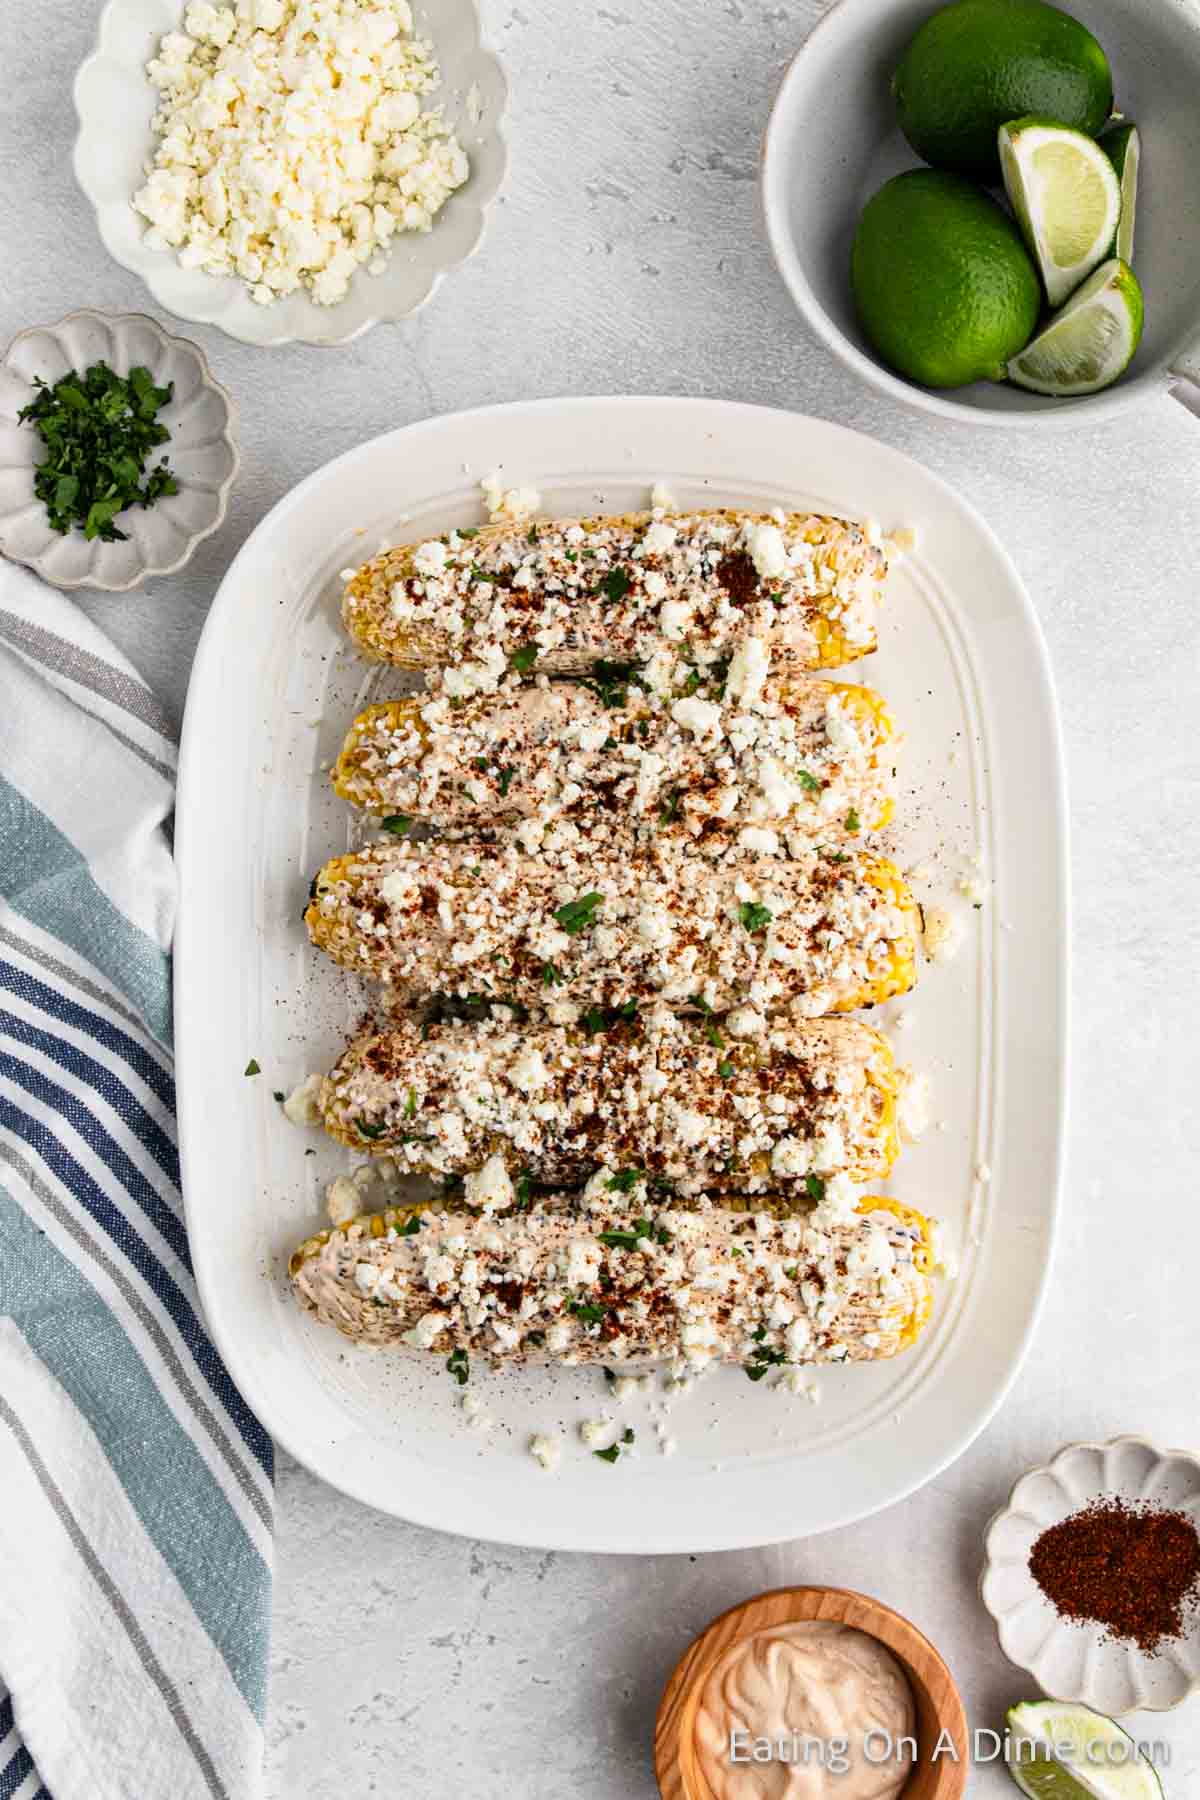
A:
[1102,122,1140,263]
[1000,116,1123,307]
[1006,258,1144,396]
[1006,1701,1164,1800]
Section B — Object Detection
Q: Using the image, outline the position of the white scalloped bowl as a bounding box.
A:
[982,1435,1200,1715]
[0,308,238,591]
[72,0,507,348]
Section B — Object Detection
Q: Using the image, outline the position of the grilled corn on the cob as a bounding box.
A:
[341,509,888,674]
[289,1176,936,1364]
[331,673,897,839]
[317,1011,901,1192]
[305,838,919,1017]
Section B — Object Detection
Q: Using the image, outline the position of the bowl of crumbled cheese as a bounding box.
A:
[72,0,508,347]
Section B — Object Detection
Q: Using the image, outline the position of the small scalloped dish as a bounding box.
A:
[0,309,238,591]
[72,0,508,348]
[981,1435,1200,1714]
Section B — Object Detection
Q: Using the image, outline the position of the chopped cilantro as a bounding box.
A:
[398,1214,422,1237]
[718,1059,734,1080]
[568,1300,607,1325]
[582,999,639,1036]
[606,1169,641,1194]
[404,1089,418,1119]
[542,961,562,987]
[381,814,412,838]
[514,1171,533,1210]
[745,1335,787,1381]
[797,769,822,794]
[584,659,647,709]
[805,1173,826,1203]
[18,361,178,542]
[445,1347,470,1386]
[593,1443,621,1464]
[497,764,515,797]
[658,785,683,825]
[597,1218,668,1250]
[845,808,862,833]
[600,566,632,604]
[526,524,539,543]
[457,526,479,540]
[244,1058,261,1076]
[510,643,538,674]
[355,1117,387,1140]
[554,891,603,934]
[739,900,773,934]
[690,995,723,1047]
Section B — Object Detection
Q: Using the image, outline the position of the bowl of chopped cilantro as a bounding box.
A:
[0,308,238,590]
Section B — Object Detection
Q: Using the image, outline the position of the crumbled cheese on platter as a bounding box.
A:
[317,1010,897,1193]
[341,508,888,671]
[134,0,468,306]
[307,835,916,1018]
[922,903,965,963]
[291,1181,932,1367]
[332,666,895,843]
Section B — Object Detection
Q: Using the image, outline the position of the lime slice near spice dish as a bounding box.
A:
[1006,1702,1164,1800]
[999,118,1123,308]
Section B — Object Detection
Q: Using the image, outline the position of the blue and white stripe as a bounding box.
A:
[0,566,272,1800]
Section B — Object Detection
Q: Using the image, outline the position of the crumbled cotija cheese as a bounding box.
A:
[135,0,469,306]
[283,1071,323,1125]
[480,473,541,524]
[897,1070,930,1142]
[923,904,965,963]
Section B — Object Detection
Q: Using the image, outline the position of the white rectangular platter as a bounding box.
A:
[175,397,1068,1551]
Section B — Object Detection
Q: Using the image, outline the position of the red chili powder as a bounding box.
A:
[1029,1499,1200,1653]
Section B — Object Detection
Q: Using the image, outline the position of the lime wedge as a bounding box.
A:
[1006,258,1143,396]
[1006,1702,1164,1800]
[1000,116,1123,306]
[1102,122,1140,263]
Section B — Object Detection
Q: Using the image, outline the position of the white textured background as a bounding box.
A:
[5,0,1200,1793]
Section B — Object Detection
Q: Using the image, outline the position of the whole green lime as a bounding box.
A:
[893,0,1114,181]
[851,170,1042,387]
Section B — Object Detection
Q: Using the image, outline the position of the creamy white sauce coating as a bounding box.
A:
[693,1622,916,1800]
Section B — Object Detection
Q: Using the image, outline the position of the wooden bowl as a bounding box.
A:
[655,1585,968,1799]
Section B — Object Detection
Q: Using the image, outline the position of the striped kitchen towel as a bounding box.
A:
[0,562,273,1800]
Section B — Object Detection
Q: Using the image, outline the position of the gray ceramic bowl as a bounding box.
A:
[0,309,238,590]
[761,0,1200,426]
